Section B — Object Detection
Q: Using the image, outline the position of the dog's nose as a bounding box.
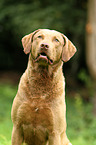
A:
[40,43,49,49]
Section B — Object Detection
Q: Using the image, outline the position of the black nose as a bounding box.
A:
[40,43,49,49]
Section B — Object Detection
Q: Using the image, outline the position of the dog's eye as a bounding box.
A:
[38,35,43,39]
[55,38,59,42]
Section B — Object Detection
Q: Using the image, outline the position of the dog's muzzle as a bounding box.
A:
[35,52,53,65]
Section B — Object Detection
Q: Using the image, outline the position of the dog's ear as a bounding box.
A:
[22,29,40,54]
[61,34,77,62]
[22,33,33,54]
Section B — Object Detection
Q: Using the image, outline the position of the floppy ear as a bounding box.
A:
[62,35,77,62]
[21,29,40,54]
[22,33,33,54]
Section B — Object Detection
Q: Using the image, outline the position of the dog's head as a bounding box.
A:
[22,29,76,66]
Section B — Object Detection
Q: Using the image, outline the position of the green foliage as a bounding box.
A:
[0,0,87,36]
[78,69,94,97]
[0,82,96,144]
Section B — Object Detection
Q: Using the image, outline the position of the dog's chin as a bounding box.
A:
[34,54,53,66]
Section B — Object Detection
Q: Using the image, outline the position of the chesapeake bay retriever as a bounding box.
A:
[11,29,76,145]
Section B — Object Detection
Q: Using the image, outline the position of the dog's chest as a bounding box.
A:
[18,98,54,129]
[17,98,54,144]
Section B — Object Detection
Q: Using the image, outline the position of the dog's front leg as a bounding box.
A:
[48,134,61,145]
[61,132,72,145]
[12,126,23,145]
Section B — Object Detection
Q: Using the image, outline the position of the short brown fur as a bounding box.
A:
[11,29,76,145]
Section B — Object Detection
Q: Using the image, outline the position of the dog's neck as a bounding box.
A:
[27,54,63,79]
[26,54,64,98]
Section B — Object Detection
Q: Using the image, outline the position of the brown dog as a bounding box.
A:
[11,29,76,145]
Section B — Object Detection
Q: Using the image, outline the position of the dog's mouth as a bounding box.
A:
[35,52,53,65]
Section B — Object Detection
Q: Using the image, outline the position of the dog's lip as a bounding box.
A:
[35,53,53,65]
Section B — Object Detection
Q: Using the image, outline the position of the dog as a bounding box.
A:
[11,29,76,145]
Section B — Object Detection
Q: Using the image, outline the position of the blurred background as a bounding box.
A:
[0,0,96,145]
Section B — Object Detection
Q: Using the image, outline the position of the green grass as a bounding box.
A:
[66,94,96,145]
[0,83,96,145]
[0,83,17,145]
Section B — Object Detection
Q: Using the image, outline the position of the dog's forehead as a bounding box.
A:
[35,29,63,40]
